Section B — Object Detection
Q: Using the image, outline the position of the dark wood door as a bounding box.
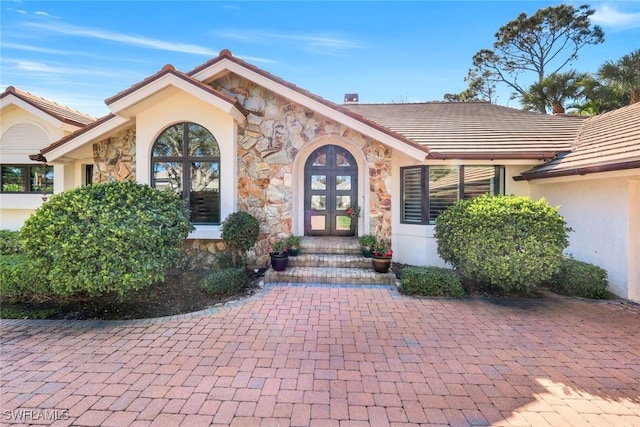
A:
[304,145,358,236]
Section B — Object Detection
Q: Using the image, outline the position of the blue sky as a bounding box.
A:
[2,1,639,118]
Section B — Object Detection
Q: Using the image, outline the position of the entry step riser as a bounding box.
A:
[299,237,361,255]
[265,267,397,285]
[288,254,371,269]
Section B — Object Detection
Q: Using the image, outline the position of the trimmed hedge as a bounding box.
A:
[0,255,51,302]
[435,195,571,294]
[0,229,23,255]
[220,211,260,267]
[20,181,194,298]
[202,268,248,295]
[547,258,609,299]
[400,266,466,297]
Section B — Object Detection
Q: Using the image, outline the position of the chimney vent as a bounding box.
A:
[344,93,359,104]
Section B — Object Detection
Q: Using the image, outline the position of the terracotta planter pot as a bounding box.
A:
[270,254,289,271]
[372,256,391,273]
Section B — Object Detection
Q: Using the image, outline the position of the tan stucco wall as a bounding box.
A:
[0,106,71,229]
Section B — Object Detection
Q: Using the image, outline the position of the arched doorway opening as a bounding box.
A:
[304,144,358,236]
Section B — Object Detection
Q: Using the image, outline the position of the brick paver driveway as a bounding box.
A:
[1,284,639,426]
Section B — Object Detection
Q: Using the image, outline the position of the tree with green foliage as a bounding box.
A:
[20,181,194,298]
[597,49,640,105]
[434,195,571,294]
[449,4,604,112]
[571,74,629,115]
[521,70,587,114]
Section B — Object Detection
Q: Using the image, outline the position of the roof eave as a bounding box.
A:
[0,94,86,131]
[513,160,640,181]
[41,114,129,161]
[427,151,560,161]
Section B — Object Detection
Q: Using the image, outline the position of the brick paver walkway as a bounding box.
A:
[1,284,639,426]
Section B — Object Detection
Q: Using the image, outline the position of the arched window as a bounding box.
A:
[151,122,220,224]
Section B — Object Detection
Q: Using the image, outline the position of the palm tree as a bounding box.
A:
[521,71,587,114]
[598,49,640,105]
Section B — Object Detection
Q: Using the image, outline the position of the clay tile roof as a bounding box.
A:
[1,86,96,127]
[344,102,586,159]
[517,102,640,180]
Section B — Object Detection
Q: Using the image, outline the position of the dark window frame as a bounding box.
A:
[400,165,505,225]
[0,164,54,194]
[150,122,221,225]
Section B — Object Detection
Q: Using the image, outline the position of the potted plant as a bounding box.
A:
[358,234,377,258]
[346,205,361,235]
[286,235,302,256]
[269,238,289,271]
[371,240,393,273]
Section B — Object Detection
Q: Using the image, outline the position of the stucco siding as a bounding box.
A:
[530,176,636,300]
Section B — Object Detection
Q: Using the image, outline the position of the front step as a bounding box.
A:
[264,236,398,286]
[265,266,397,285]
[288,254,371,268]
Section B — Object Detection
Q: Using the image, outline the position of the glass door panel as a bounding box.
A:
[304,145,358,236]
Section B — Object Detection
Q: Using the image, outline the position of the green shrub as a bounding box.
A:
[202,268,248,295]
[434,195,571,294]
[220,211,260,267]
[0,255,51,302]
[547,258,609,298]
[20,181,194,298]
[400,266,466,297]
[0,229,23,255]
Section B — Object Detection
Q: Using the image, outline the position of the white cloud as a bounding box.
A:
[592,4,640,28]
[5,59,140,80]
[34,11,59,19]
[24,21,219,56]
[2,42,157,64]
[214,29,363,53]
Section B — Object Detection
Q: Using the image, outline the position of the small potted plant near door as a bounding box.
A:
[359,234,377,258]
[286,235,302,256]
[269,238,289,271]
[371,240,393,273]
[346,205,361,236]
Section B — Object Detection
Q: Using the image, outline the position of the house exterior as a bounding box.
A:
[0,86,96,230]
[1,49,638,301]
[515,102,640,302]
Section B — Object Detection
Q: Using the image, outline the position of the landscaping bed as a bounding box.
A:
[0,268,261,321]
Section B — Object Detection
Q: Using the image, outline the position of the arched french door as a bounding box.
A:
[304,145,358,236]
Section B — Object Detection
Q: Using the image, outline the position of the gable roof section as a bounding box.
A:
[1,86,96,129]
[40,64,249,161]
[345,102,586,160]
[189,50,429,161]
[516,102,640,181]
[40,113,128,160]
[105,64,248,123]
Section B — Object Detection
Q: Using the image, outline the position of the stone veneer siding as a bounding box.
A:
[212,74,393,267]
[89,76,394,269]
[93,126,136,183]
